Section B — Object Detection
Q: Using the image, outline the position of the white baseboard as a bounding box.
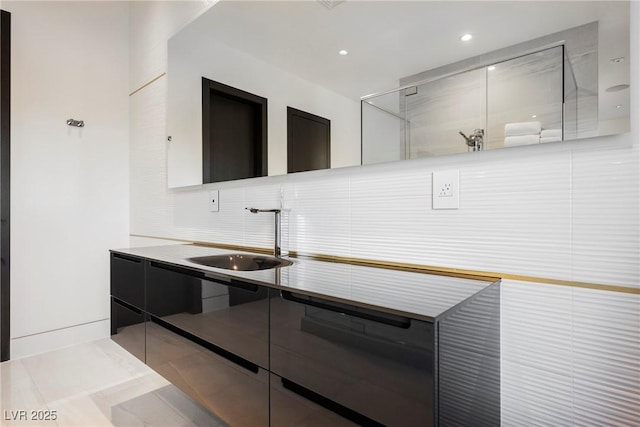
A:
[10,319,110,360]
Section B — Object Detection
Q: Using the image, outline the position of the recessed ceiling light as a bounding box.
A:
[339,50,348,56]
[488,66,496,71]
[460,34,473,42]
[531,115,537,118]
[616,104,623,109]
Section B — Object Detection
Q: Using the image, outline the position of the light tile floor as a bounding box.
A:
[0,339,226,427]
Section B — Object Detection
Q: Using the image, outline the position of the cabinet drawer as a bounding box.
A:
[270,373,357,427]
[146,318,269,427]
[146,262,269,368]
[110,253,144,309]
[110,297,145,363]
[270,289,434,426]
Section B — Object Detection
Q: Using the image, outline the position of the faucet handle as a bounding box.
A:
[246,207,281,213]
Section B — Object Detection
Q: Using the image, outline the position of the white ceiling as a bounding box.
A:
[184,0,630,117]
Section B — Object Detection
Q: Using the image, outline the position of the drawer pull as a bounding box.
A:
[150,261,258,292]
[112,297,143,315]
[149,315,260,374]
[281,291,411,329]
[112,253,142,264]
[281,378,383,427]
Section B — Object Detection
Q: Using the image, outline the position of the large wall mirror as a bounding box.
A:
[167,0,630,188]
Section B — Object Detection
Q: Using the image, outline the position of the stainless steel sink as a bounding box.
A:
[186,254,293,271]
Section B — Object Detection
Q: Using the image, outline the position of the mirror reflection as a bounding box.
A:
[167,1,630,187]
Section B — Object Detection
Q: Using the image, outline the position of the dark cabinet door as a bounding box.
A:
[202,78,267,183]
[287,107,330,174]
[146,317,269,426]
[146,262,269,369]
[270,289,435,427]
[110,253,145,310]
[110,297,145,363]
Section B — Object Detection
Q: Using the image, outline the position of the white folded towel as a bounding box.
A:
[504,121,542,137]
[504,135,540,147]
[540,136,562,143]
[541,128,562,138]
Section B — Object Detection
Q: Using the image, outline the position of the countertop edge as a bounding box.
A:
[110,246,500,323]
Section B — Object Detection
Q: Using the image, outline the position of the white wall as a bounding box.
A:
[128,1,639,425]
[6,1,130,358]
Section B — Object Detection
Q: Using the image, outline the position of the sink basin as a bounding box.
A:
[186,254,292,271]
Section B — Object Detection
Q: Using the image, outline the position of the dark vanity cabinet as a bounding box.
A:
[110,253,146,363]
[110,250,500,427]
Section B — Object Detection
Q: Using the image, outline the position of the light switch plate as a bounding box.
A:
[208,190,219,212]
[432,170,459,209]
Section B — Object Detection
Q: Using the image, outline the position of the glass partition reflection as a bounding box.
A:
[361,91,408,165]
[405,68,486,157]
[563,46,579,141]
[487,45,564,149]
[362,45,580,164]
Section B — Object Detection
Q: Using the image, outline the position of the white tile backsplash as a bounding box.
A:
[572,145,640,287]
[501,280,573,374]
[571,288,640,427]
[289,174,352,257]
[348,147,574,279]
[149,134,639,286]
[501,359,574,427]
[500,283,640,427]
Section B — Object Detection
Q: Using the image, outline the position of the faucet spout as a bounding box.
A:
[459,128,484,151]
[245,208,282,257]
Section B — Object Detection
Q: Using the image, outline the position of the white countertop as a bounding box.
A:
[111,244,498,322]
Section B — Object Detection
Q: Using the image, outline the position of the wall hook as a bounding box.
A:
[66,119,85,127]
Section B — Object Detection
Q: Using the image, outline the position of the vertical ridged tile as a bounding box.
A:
[501,280,572,373]
[461,150,572,279]
[350,164,433,263]
[288,173,351,257]
[173,187,245,246]
[350,148,571,280]
[500,281,574,426]
[501,359,573,426]
[572,288,640,426]
[572,145,640,287]
[439,284,500,427]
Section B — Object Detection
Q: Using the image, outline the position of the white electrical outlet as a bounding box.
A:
[209,190,219,212]
[432,170,459,209]
[439,183,453,198]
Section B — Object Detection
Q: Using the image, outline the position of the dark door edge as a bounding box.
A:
[1,9,11,362]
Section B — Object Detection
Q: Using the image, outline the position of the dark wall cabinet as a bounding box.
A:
[110,252,500,426]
